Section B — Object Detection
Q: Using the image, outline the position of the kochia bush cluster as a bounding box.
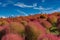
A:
[0,12,60,40]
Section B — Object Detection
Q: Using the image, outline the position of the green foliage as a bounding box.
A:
[49,23,59,35]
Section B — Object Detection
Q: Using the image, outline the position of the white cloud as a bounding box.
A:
[0,2,2,5]
[30,14,34,15]
[0,1,37,8]
[38,8,60,13]
[2,0,14,7]
[0,3,8,7]
[1,16,7,18]
[34,6,52,11]
[11,14,15,17]
[42,0,45,3]
[0,2,7,7]
[14,2,37,8]
[0,0,14,7]
[2,3,8,7]
[13,2,60,14]
[34,6,60,13]
[50,8,60,13]
[17,10,28,16]
[33,3,37,7]
[34,6,44,10]
[39,6,45,10]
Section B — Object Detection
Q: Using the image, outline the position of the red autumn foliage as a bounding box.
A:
[0,12,60,40]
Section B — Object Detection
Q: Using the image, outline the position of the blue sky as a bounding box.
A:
[0,0,60,17]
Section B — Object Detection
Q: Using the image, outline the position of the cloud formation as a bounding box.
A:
[42,0,45,3]
[0,2,2,5]
[34,6,44,10]
[0,16,7,18]
[2,3,8,7]
[0,2,7,7]
[33,6,60,13]
[38,8,60,13]
[34,6,52,11]
[50,8,60,13]
[17,9,28,16]
[0,0,60,14]
[14,2,37,8]
[0,0,14,7]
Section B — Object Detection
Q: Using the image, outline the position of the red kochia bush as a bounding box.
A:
[26,20,47,40]
[47,33,58,40]
[41,20,52,29]
[2,33,24,40]
[57,17,60,32]
[0,12,60,40]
